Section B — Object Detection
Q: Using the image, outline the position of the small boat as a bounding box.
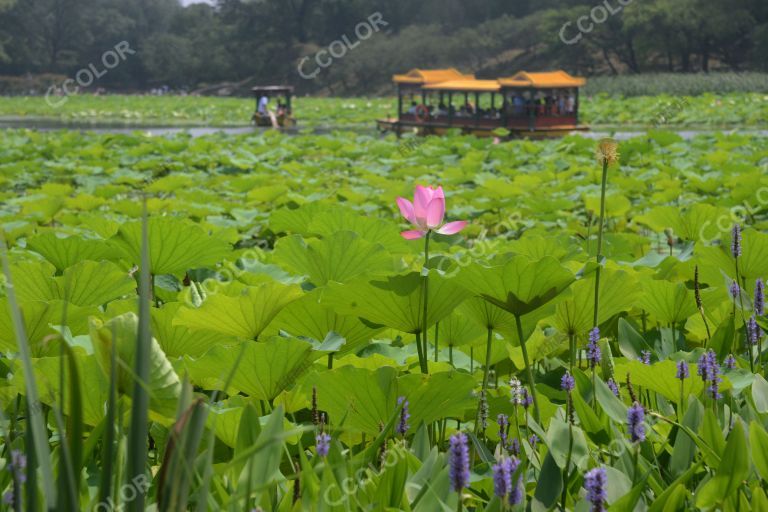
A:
[377,69,588,138]
[252,86,296,127]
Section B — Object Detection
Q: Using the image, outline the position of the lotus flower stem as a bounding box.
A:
[481,327,494,397]
[421,231,431,374]
[514,314,540,422]
[593,158,609,328]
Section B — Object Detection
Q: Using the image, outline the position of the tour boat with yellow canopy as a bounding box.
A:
[376,69,587,138]
[252,86,296,127]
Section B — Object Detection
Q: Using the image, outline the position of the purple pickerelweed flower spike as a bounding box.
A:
[561,371,575,392]
[492,456,520,499]
[731,224,742,258]
[396,396,410,436]
[755,279,764,316]
[509,438,520,456]
[676,360,689,380]
[315,432,331,457]
[509,474,524,506]
[520,388,533,409]
[697,349,722,399]
[627,402,646,443]
[528,434,538,448]
[587,327,601,368]
[584,467,608,512]
[724,354,736,369]
[607,378,620,397]
[449,432,470,492]
[497,414,509,450]
[748,316,762,346]
[730,280,741,300]
[7,449,27,484]
[639,350,651,365]
[2,492,12,506]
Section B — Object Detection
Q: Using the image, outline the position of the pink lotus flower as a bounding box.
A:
[396,185,467,240]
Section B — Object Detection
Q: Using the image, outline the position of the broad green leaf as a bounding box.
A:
[263,290,382,355]
[185,337,328,400]
[27,232,119,271]
[752,374,768,413]
[151,302,237,358]
[273,231,393,285]
[58,260,136,306]
[0,299,94,356]
[555,269,638,336]
[456,255,574,316]
[174,282,303,339]
[613,361,705,403]
[428,309,484,348]
[90,313,182,419]
[634,203,727,241]
[110,217,231,275]
[750,421,768,481]
[322,272,470,334]
[638,279,697,325]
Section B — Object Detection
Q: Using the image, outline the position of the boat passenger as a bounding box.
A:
[258,95,270,115]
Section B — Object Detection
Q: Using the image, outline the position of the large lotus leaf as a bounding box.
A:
[151,302,237,358]
[0,299,95,356]
[638,279,697,325]
[109,217,231,275]
[302,366,476,435]
[321,272,471,334]
[697,228,768,285]
[459,296,517,332]
[262,291,382,355]
[555,269,639,336]
[272,231,393,285]
[428,309,484,348]
[184,337,329,401]
[12,353,108,426]
[584,193,631,219]
[90,313,181,418]
[173,282,303,340]
[57,260,136,306]
[26,232,120,272]
[308,209,409,252]
[456,256,574,316]
[506,234,577,262]
[269,203,329,235]
[9,260,59,303]
[634,204,728,241]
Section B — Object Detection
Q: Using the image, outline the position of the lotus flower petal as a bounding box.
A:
[426,197,445,229]
[396,197,416,224]
[413,186,432,226]
[436,221,467,235]
[401,230,427,240]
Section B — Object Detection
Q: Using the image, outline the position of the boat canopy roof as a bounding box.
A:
[498,71,585,89]
[393,68,475,85]
[252,86,294,94]
[423,79,501,92]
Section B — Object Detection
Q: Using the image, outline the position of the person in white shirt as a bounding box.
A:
[258,95,270,115]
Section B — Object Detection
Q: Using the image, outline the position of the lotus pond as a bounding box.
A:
[1,127,768,511]
[1,92,768,128]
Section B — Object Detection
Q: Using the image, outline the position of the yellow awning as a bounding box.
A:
[498,71,586,89]
[422,79,501,92]
[393,68,475,85]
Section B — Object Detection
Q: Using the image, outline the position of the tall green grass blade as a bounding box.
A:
[125,199,152,512]
[0,236,56,509]
[98,324,118,507]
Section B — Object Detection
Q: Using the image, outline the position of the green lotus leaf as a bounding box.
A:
[428,309,485,348]
[634,203,728,241]
[456,255,574,317]
[322,272,471,334]
[90,312,181,419]
[185,337,328,401]
[638,279,697,325]
[273,231,394,286]
[151,302,238,358]
[110,217,231,275]
[174,281,303,340]
[26,232,120,272]
[0,299,95,356]
[263,290,382,355]
[555,269,639,336]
